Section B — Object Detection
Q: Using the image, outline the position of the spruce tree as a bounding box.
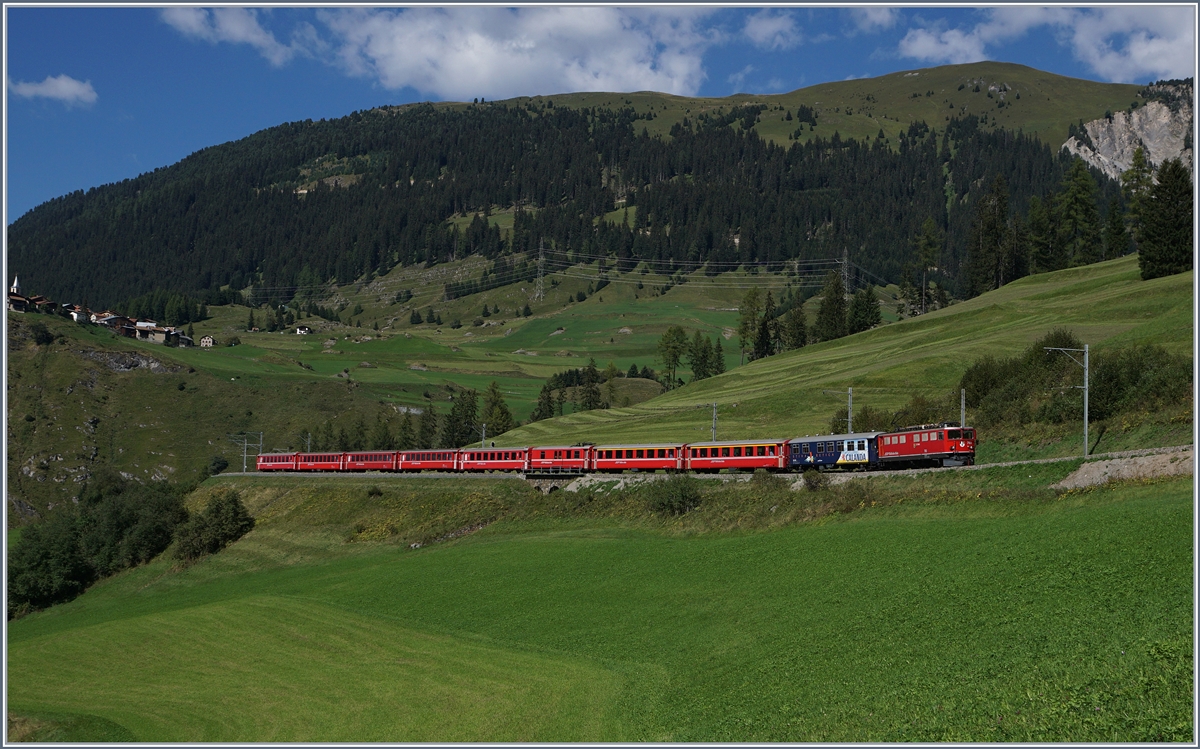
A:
[1028,194,1063,273]
[967,175,1014,295]
[781,306,807,350]
[712,338,726,374]
[368,414,393,450]
[1056,158,1103,266]
[688,330,711,381]
[737,288,762,364]
[480,381,516,436]
[915,218,942,313]
[1120,146,1153,247]
[847,287,882,334]
[416,405,439,449]
[627,363,640,379]
[1103,197,1130,259]
[443,389,479,448]
[522,303,532,317]
[529,383,556,422]
[1138,158,1194,280]
[813,271,847,342]
[396,412,415,450]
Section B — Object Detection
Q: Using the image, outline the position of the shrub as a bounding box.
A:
[28,322,54,346]
[801,469,828,491]
[208,456,229,475]
[646,474,701,515]
[750,468,788,491]
[366,485,383,497]
[7,509,93,615]
[173,488,255,562]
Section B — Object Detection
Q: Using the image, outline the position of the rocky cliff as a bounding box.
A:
[1062,82,1193,179]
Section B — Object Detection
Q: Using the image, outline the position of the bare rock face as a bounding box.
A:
[1061,83,1193,179]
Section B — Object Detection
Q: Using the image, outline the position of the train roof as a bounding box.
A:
[685,438,787,447]
[594,443,682,450]
[884,422,963,433]
[788,432,883,443]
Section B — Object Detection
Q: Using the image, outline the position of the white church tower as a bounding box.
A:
[10,275,19,295]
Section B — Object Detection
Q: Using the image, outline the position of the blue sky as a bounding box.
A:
[5,5,1195,222]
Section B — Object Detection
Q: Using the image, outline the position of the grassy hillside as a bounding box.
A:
[7,468,1193,741]
[494,61,1141,150]
[501,255,1193,458]
[7,254,1190,522]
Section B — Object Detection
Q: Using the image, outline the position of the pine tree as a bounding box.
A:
[780,306,807,350]
[688,330,712,381]
[186,323,194,339]
[368,414,393,450]
[480,381,516,436]
[712,338,726,374]
[442,389,479,448]
[1138,157,1194,280]
[915,218,942,313]
[522,303,532,317]
[416,405,439,449]
[737,288,762,364]
[1103,197,1130,259]
[555,388,566,416]
[627,363,640,379]
[247,309,256,331]
[410,308,423,324]
[847,287,882,334]
[528,383,556,422]
[1120,146,1153,247]
[967,175,1014,295]
[657,326,689,387]
[753,291,777,359]
[395,412,415,450]
[813,271,847,342]
[1056,158,1103,266]
[1028,194,1063,273]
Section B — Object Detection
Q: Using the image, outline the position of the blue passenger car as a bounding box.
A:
[787,432,882,470]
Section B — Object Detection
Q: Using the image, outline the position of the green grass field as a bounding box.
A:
[501,255,1193,454]
[7,472,1192,741]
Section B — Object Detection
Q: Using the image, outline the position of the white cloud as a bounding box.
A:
[850,8,899,34]
[898,7,1194,83]
[318,7,719,100]
[743,10,800,50]
[728,65,755,90]
[161,7,301,66]
[8,74,97,106]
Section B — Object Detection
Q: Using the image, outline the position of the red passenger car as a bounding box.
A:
[460,447,529,472]
[398,450,458,472]
[528,445,592,473]
[257,453,298,471]
[295,452,344,471]
[684,439,787,472]
[344,451,398,471]
[877,423,976,467]
[593,444,682,472]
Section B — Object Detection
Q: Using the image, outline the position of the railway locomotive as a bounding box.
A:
[256,423,975,475]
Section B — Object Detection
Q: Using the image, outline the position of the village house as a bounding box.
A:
[7,276,30,313]
[200,335,216,347]
[295,325,312,335]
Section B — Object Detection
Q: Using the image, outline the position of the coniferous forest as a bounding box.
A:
[7,98,1137,309]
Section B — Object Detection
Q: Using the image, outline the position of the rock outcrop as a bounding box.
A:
[1061,82,1193,180]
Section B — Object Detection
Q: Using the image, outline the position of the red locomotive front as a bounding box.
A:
[877,424,975,467]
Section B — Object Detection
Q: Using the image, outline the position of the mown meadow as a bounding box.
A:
[6,467,1193,742]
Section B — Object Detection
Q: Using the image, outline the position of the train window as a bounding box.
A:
[900,435,907,444]
[731,446,740,457]
[936,432,943,441]
[948,430,960,439]
[720,447,729,457]
[757,446,765,456]
[668,449,674,458]
[695,448,704,457]
[540,451,546,459]
[965,429,975,439]
[574,450,580,459]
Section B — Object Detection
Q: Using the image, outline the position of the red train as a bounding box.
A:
[256,424,975,475]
